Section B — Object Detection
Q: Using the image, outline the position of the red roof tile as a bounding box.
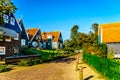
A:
[26,28,39,40]
[41,31,60,42]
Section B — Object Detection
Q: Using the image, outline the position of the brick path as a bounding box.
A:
[0,54,105,80]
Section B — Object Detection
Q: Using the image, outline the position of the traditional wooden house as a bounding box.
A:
[0,13,22,61]
[41,31,63,49]
[98,22,120,58]
[17,19,28,47]
[26,28,42,48]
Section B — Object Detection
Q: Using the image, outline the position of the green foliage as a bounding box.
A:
[70,25,79,49]
[107,49,115,59]
[0,0,17,25]
[0,64,7,73]
[21,47,41,55]
[18,59,42,67]
[18,59,30,66]
[84,43,107,57]
[91,23,98,34]
[40,50,77,62]
[19,48,77,66]
[83,53,120,80]
[64,23,107,57]
[71,25,79,40]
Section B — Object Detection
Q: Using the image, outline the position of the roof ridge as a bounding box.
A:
[100,22,120,25]
[42,31,60,33]
[26,28,39,30]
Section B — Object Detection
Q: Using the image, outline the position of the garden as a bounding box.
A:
[0,47,78,73]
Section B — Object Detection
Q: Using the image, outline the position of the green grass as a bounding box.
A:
[21,47,78,63]
[39,50,76,62]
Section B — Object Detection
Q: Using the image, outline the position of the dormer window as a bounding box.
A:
[3,14,9,23]
[10,17,15,25]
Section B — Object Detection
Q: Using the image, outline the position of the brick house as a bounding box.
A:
[26,28,42,48]
[98,22,120,58]
[0,13,22,61]
[41,31,63,49]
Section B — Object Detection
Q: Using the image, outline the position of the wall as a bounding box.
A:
[52,42,58,49]
[0,33,21,57]
[107,43,120,58]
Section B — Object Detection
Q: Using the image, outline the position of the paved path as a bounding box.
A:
[0,54,105,80]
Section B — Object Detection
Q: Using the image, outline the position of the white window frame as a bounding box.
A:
[10,17,15,25]
[3,14,9,23]
[21,39,26,46]
[0,46,5,55]
[14,33,19,40]
[5,36,11,42]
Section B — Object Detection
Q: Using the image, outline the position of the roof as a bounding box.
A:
[99,22,120,43]
[0,26,17,38]
[26,28,39,41]
[17,19,29,40]
[41,31,60,42]
[4,13,22,33]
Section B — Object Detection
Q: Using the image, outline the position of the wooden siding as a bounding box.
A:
[0,33,21,56]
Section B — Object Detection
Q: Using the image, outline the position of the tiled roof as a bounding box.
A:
[41,31,60,42]
[26,28,39,40]
[99,22,120,42]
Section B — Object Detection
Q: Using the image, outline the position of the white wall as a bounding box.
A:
[52,42,58,49]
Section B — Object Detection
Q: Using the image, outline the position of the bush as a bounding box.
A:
[84,43,107,57]
[21,47,41,55]
[18,59,31,66]
[18,59,43,67]
[0,64,7,73]
[107,49,114,59]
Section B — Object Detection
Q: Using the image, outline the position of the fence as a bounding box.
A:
[83,53,120,80]
[5,54,41,64]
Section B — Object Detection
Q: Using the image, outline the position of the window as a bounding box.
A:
[0,35,4,41]
[10,17,15,25]
[0,47,5,55]
[3,14,9,23]
[14,33,19,40]
[5,36,11,42]
[21,39,26,46]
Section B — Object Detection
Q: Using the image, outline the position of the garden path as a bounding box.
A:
[0,54,105,80]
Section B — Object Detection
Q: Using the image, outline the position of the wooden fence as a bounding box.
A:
[5,54,41,64]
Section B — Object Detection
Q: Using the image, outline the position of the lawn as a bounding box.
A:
[19,47,78,66]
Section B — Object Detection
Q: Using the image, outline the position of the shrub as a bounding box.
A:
[107,49,115,59]
[18,59,30,66]
[18,59,43,66]
[84,43,107,57]
[0,64,7,73]
[21,47,41,55]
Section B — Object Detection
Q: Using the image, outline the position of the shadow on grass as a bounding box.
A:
[84,75,94,80]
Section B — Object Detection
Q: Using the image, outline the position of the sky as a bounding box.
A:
[12,0,120,41]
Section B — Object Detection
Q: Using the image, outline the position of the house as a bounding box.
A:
[0,13,22,61]
[26,28,42,48]
[98,22,120,58]
[41,31,63,49]
[17,19,28,47]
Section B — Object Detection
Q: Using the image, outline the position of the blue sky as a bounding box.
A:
[12,0,120,40]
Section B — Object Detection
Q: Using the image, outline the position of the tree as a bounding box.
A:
[71,25,79,39]
[91,23,99,44]
[70,25,79,49]
[0,0,17,25]
[91,23,98,34]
